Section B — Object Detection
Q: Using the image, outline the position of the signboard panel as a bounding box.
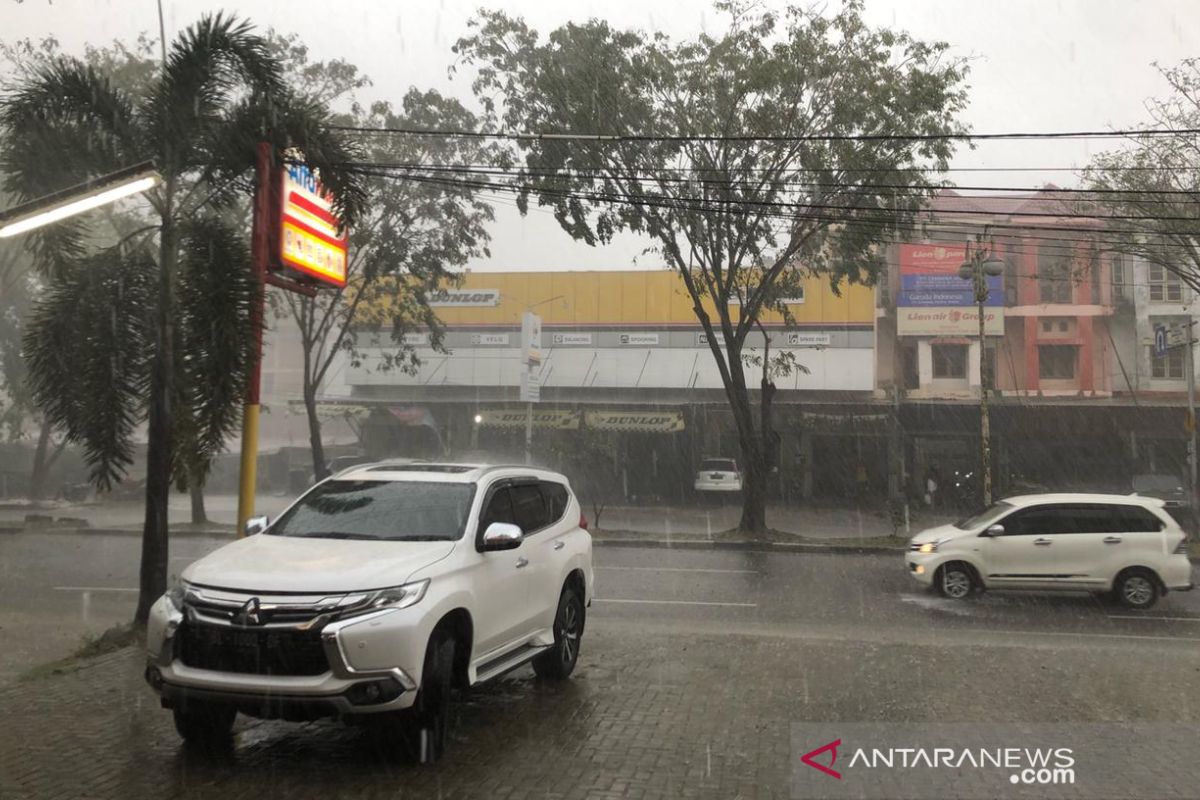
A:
[470,333,509,345]
[521,312,542,365]
[479,409,579,429]
[278,158,349,287]
[584,410,685,433]
[429,289,500,307]
[898,244,1002,307]
[400,332,430,346]
[897,306,1003,336]
[786,332,832,347]
[619,332,659,346]
[519,370,541,403]
[552,332,592,345]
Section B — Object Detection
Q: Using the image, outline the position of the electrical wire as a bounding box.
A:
[330,124,1200,143]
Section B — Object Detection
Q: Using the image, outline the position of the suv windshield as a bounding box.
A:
[268,480,474,541]
[953,501,1014,530]
[700,459,737,472]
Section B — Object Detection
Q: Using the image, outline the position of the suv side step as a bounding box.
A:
[475,642,551,683]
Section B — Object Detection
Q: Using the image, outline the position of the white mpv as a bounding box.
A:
[144,463,593,762]
[906,493,1193,609]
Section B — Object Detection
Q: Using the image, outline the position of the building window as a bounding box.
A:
[1041,320,1053,333]
[1038,242,1073,304]
[1111,255,1127,299]
[1058,320,1069,333]
[932,344,968,379]
[1151,346,1186,379]
[1038,345,1077,380]
[1089,259,1102,304]
[1148,265,1184,303]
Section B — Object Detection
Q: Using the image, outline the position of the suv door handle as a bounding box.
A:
[1102,536,1123,544]
[553,540,565,551]
[516,557,530,568]
[1033,538,1053,546]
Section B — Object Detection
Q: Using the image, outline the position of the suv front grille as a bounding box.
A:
[178,622,330,676]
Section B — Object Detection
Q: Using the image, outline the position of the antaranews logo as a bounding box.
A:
[795,730,1076,798]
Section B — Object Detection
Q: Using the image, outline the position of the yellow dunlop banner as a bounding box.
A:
[584,410,685,432]
[479,409,581,429]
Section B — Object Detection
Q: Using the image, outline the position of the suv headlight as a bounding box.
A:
[910,542,939,554]
[365,580,429,611]
[164,578,190,610]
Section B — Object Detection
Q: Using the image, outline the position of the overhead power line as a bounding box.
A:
[330,124,1200,143]
[348,166,1200,238]
[342,161,1200,202]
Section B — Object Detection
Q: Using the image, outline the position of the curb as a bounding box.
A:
[591,536,906,555]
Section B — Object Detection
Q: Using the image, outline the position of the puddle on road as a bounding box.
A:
[898,593,978,616]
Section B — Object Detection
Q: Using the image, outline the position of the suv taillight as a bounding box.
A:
[579,512,589,531]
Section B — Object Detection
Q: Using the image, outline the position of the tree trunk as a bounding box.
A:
[189,479,207,524]
[725,373,768,535]
[134,218,176,627]
[29,417,53,501]
[305,384,328,482]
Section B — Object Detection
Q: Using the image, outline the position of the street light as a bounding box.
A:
[959,238,1005,506]
[0,161,161,238]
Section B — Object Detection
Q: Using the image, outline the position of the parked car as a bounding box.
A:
[694,457,742,494]
[905,493,1193,610]
[1131,473,1190,512]
[144,463,593,762]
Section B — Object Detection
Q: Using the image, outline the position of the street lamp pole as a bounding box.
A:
[960,237,1005,506]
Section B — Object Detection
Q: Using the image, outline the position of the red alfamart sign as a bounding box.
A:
[277,157,348,287]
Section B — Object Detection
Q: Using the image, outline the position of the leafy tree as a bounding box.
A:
[1083,59,1200,293]
[266,41,497,480]
[454,1,968,533]
[0,14,365,624]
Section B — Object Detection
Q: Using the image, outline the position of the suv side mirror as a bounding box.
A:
[244,515,269,536]
[480,522,523,551]
[981,523,1005,537]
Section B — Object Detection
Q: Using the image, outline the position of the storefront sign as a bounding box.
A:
[428,289,501,307]
[278,155,349,287]
[786,332,832,346]
[470,333,509,345]
[619,332,659,346]
[897,306,1004,336]
[899,243,1002,307]
[552,332,592,345]
[584,411,685,432]
[400,332,430,345]
[478,409,579,429]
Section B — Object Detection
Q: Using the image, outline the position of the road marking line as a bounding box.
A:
[1106,615,1200,623]
[596,566,758,574]
[53,586,138,592]
[595,598,757,608]
[991,628,1200,643]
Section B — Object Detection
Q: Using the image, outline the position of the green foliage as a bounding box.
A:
[0,13,366,491]
[1083,59,1200,291]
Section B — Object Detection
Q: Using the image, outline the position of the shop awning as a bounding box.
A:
[479,409,581,429]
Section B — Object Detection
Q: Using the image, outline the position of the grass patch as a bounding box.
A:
[20,623,144,682]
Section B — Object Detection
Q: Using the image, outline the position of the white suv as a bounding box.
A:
[906,493,1193,609]
[144,463,593,762]
[694,458,742,494]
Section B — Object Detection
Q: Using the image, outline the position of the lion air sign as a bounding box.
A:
[277,156,349,287]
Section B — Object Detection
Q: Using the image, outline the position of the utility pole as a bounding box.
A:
[1187,321,1197,532]
[959,236,1005,507]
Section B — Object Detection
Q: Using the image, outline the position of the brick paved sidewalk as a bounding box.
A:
[3,623,1198,800]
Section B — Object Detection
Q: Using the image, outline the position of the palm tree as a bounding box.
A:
[0,13,364,624]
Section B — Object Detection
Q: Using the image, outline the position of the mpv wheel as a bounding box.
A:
[533,586,584,680]
[1114,568,1160,610]
[935,562,977,600]
[173,701,236,744]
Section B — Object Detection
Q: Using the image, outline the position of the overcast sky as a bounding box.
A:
[6,0,1199,271]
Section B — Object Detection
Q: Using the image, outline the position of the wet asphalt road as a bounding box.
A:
[1,530,1198,681]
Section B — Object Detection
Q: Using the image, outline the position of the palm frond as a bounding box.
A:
[22,250,154,488]
[146,12,282,165]
[172,213,255,480]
